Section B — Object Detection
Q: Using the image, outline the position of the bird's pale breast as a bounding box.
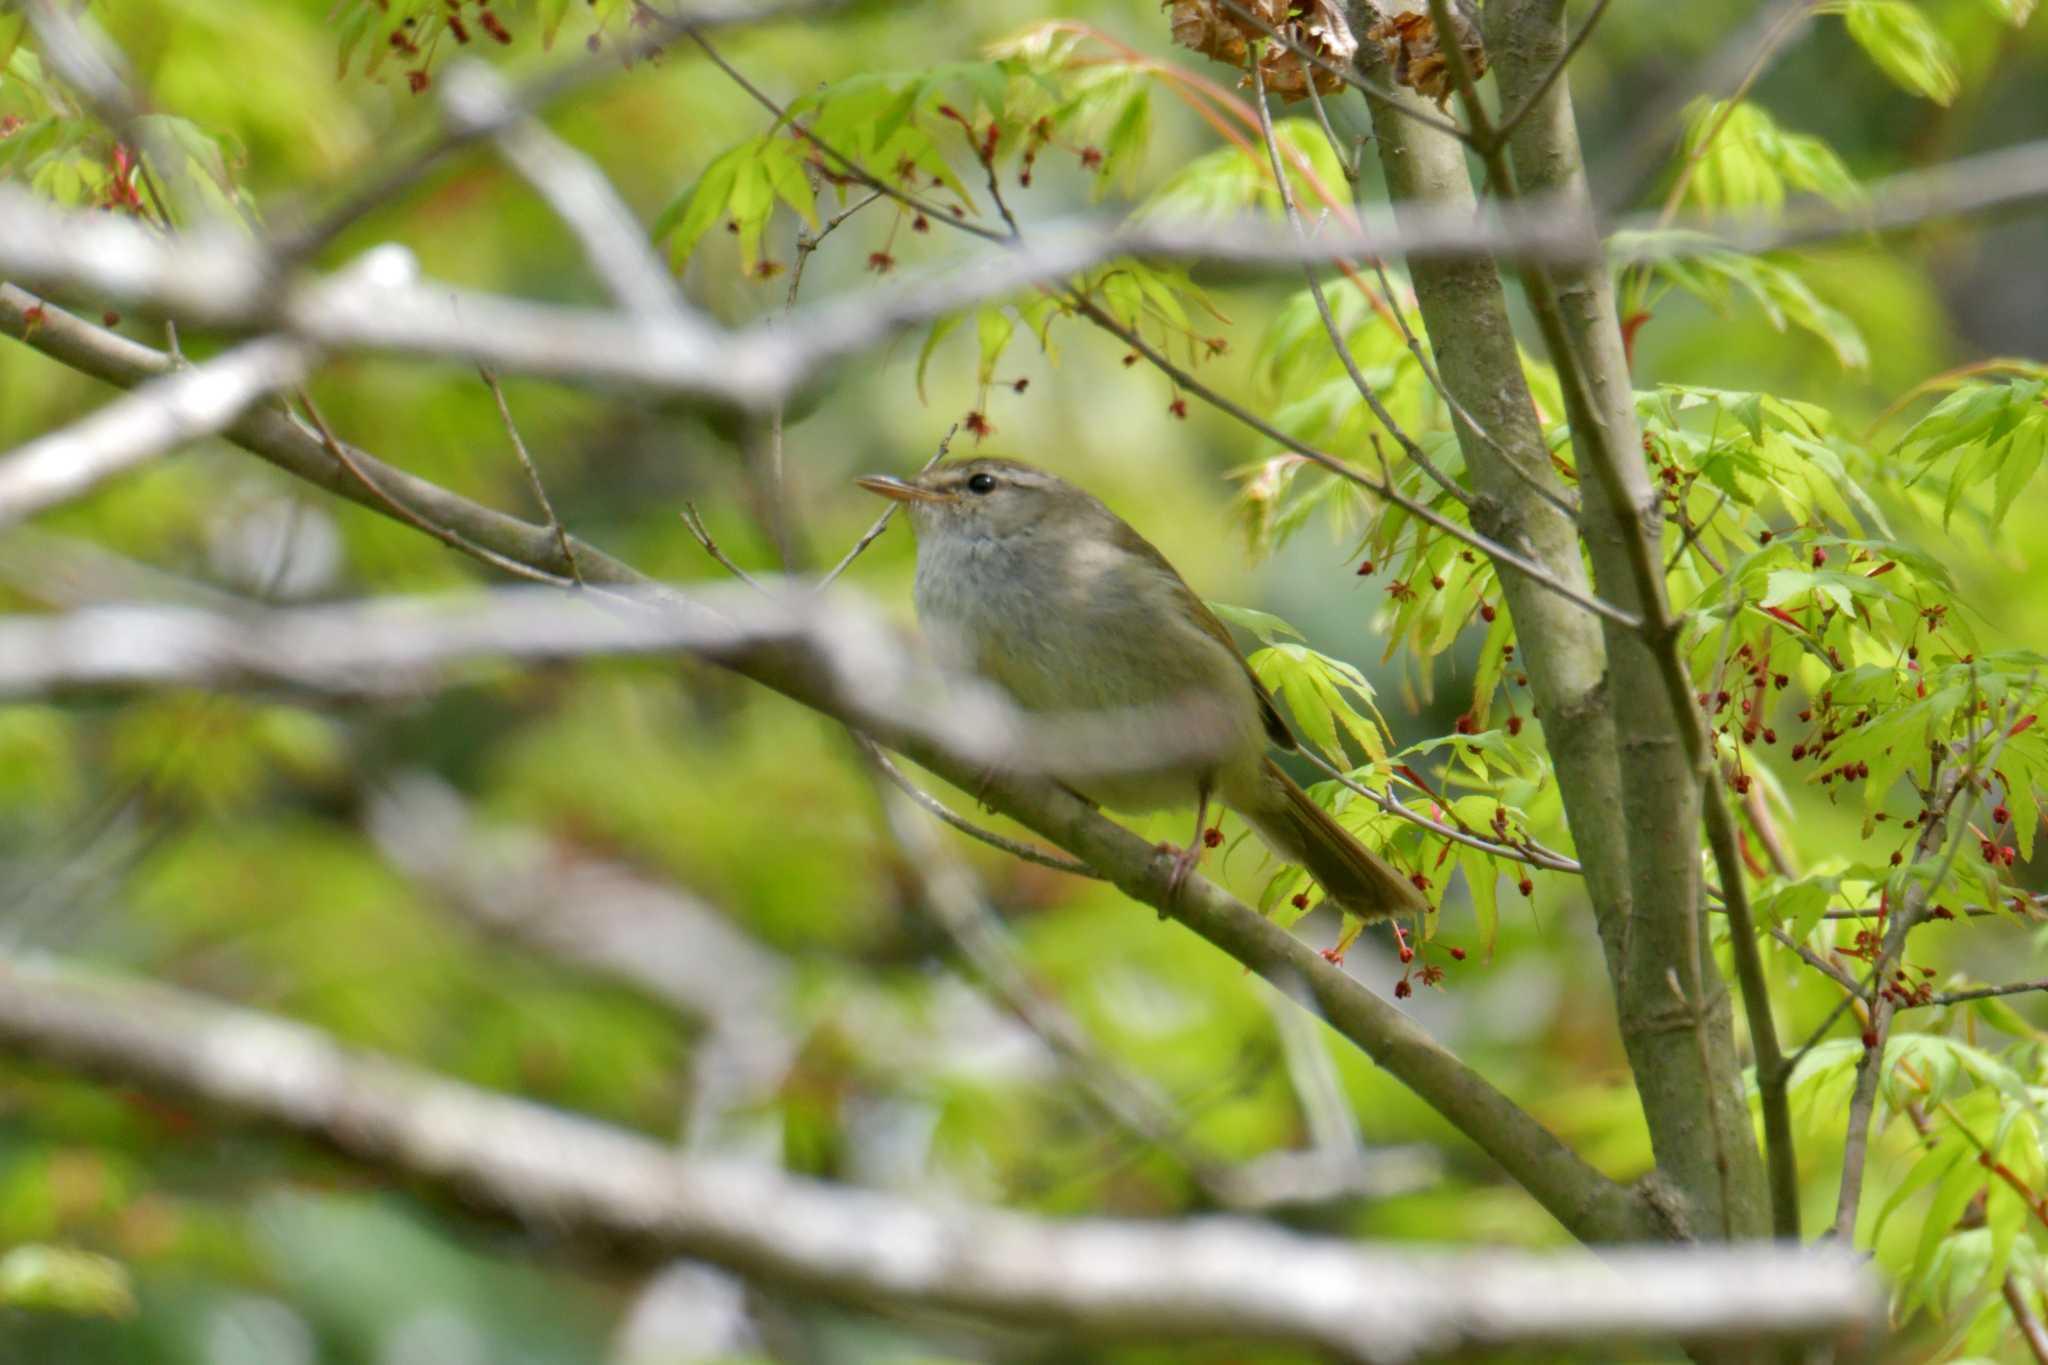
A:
[913,526,1265,811]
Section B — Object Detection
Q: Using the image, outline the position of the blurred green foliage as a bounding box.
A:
[2,0,2047,1361]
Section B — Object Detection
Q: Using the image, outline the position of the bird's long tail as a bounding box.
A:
[1235,757,1427,921]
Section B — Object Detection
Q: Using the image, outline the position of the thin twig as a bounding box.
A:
[2006,1274,2048,1365]
[1296,747,1581,873]
[1249,49,1474,512]
[1783,966,1877,1078]
[1364,256,1575,519]
[1300,74,1358,186]
[1063,291,1640,631]
[1491,0,1615,147]
[866,742,1099,879]
[1771,927,1866,998]
[293,389,567,586]
[1916,979,2048,1009]
[678,502,764,590]
[1666,489,1733,574]
[1831,688,2029,1241]
[1598,0,1815,213]
[689,31,1009,246]
[479,367,581,585]
[965,127,1022,242]
[820,425,955,588]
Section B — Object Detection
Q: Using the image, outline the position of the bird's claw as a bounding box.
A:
[1158,841,1204,920]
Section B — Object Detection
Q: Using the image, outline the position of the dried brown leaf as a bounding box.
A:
[1168,0,1250,67]
[1365,8,1486,108]
[1169,0,1360,101]
[1299,0,1358,64]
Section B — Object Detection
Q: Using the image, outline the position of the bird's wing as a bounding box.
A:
[1107,518,1297,751]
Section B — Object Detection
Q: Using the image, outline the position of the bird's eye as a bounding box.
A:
[966,473,997,495]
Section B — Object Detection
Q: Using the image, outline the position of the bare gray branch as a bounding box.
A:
[0,336,312,529]
[0,952,1880,1360]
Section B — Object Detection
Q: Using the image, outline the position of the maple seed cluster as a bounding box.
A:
[1388,921,1465,999]
[388,2,513,94]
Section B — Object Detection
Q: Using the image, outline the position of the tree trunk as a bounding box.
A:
[1350,0,1769,1242]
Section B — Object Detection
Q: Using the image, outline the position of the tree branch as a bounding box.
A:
[0,954,1878,1360]
[442,62,684,317]
[1345,0,1655,1220]
[0,286,1660,1245]
[0,335,312,529]
[1918,979,2048,1009]
[7,135,2048,405]
[1248,48,1475,511]
[363,775,798,1148]
[1063,290,1639,631]
[1481,0,1776,1241]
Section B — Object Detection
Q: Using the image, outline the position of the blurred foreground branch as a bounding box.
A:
[0,584,1285,791]
[364,776,799,1150]
[4,136,2048,410]
[0,289,1668,1244]
[0,953,1878,1361]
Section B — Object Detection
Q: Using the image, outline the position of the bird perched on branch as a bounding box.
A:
[859,457,1424,928]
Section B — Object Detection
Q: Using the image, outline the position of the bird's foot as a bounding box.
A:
[1321,919,1364,967]
[1157,840,1205,920]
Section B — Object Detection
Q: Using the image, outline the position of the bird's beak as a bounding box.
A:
[856,474,949,503]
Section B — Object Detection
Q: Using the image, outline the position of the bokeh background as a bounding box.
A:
[1,0,2046,1360]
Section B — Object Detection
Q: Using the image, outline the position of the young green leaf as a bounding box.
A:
[1840,1,1961,105]
[655,143,750,269]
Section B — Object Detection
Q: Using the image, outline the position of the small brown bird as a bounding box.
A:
[859,457,1425,922]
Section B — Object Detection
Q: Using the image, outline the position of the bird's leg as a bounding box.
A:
[1161,779,1213,915]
